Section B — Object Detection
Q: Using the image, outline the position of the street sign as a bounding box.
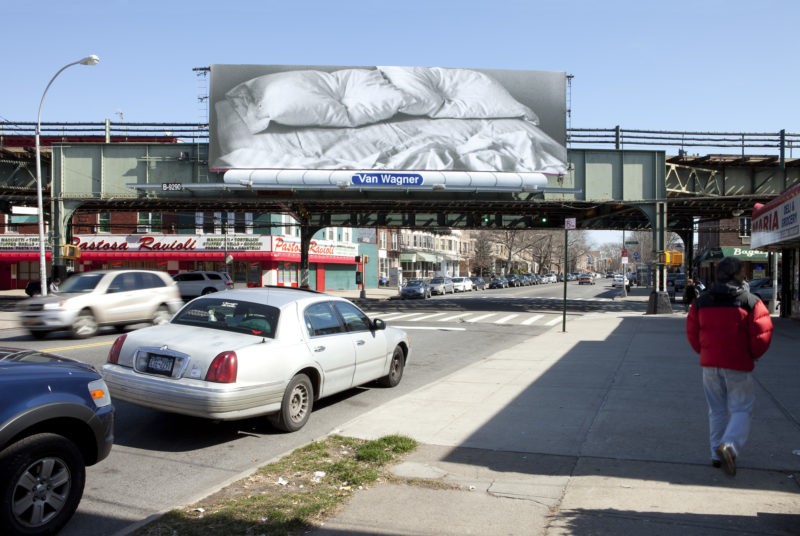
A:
[625,240,639,245]
[564,217,576,230]
[633,251,640,261]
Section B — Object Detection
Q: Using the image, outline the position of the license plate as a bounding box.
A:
[147,355,174,375]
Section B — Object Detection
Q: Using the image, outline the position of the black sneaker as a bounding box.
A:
[711,459,721,468]
[716,444,736,476]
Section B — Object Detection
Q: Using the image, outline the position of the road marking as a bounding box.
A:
[45,341,112,352]
[393,325,466,331]
[521,314,544,325]
[545,317,563,326]
[467,313,497,323]
[438,313,471,322]
[494,314,519,324]
[412,312,447,321]
[375,312,410,320]
[385,312,428,321]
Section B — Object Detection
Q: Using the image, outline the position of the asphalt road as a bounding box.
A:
[1,279,641,535]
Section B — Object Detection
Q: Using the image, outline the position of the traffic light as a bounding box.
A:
[540,215,548,224]
[354,255,361,263]
[355,271,363,285]
[362,255,369,264]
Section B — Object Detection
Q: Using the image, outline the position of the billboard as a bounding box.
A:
[209,64,568,193]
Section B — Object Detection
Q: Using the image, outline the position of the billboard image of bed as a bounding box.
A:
[210,64,568,192]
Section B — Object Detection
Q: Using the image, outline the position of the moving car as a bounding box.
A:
[0,347,114,536]
[748,278,781,305]
[577,273,595,285]
[102,287,409,432]
[400,278,431,299]
[451,277,473,292]
[429,277,454,295]
[173,270,233,299]
[18,270,183,339]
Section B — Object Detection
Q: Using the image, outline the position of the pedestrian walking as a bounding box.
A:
[49,277,61,293]
[682,278,698,311]
[685,257,773,476]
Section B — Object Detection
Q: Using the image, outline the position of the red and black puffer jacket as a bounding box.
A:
[686,281,773,371]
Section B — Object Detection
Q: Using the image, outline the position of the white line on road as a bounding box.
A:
[467,313,497,323]
[521,314,544,325]
[494,314,519,324]
[392,325,467,331]
[385,312,429,321]
[545,316,563,326]
[438,313,471,322]
[412,312,447,321]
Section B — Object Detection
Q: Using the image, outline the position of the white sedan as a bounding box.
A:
[101,288,409,432]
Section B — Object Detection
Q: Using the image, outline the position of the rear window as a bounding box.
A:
[172,297,279,338]
[206,273,222,281]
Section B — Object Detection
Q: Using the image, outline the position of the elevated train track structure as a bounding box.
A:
[2,122,799,276]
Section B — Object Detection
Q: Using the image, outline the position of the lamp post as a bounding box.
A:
[35,55,99,296]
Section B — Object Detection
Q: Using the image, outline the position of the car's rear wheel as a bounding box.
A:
[379,346,405,387]
[71,309,98,338]
[0,433,85,536]
[151,305,171,326]
[29,331,48,340]
[270,374,313,432]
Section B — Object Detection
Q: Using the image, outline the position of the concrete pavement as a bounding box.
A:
[2,286,798,535]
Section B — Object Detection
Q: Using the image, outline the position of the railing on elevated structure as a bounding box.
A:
[2,121,799,160]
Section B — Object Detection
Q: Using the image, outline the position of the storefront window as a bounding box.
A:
[98,211,110,233]
[277,262,297,285]
[137,212,162,233]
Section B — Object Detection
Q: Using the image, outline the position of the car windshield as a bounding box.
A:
[406,279,425,286]
[430,278,444,284]
[172,297,279,338]
[59,273,103,293]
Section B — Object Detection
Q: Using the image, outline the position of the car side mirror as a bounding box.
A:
[372,318,386,331]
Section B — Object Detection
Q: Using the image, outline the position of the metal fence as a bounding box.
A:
[3,121,799,158]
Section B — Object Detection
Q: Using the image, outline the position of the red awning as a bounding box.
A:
[0,250,357,265]
[0,252,51,261]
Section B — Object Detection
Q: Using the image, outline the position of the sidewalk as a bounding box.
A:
[311,302,800,535]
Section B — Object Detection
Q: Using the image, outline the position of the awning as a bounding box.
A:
[694,246,769,266]
[399,251,439,263]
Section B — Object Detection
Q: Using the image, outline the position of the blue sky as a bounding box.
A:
[3,0,797,131]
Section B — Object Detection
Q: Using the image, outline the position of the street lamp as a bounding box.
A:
[35,55,99,296]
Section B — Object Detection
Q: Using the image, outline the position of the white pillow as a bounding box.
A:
[226,69,410,133]
[378,66,539,124]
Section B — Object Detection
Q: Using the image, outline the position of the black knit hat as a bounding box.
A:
[716,256,744,284]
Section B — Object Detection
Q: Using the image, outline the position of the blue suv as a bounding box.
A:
[0,347,114,536]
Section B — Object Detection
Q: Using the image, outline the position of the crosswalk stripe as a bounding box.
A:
[385,312,428,321]
[467,313,497,323]
[545,317,562,326]
[494,314,519,324]
[413,312,447,321]
[438,313,471,322]
[521,314,544,325]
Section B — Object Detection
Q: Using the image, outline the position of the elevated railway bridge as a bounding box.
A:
[1,123,799,304]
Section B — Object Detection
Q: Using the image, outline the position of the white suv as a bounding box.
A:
[18,270,182,338]
[173,271,233,299]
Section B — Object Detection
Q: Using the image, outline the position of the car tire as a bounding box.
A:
[379,346,405,388]
[28,331,48,340]
[0,433,85,536]
[270,373,314,432]
[201,288,216,295]
[71,309,98,338]
[151,305,171,326]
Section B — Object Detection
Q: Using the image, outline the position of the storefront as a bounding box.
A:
[693,246,770,285]
[0,233,365,292]
[751,183,800,319]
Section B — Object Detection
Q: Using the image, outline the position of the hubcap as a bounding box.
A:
[13,457,71,528]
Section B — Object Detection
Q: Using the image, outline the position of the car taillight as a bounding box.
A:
[108,334,127,364]
[205,351,237,383]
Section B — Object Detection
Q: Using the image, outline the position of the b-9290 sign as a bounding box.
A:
[161,183,183,191]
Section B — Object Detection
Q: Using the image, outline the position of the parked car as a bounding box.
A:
[612,274,627,287]
[0,347,114,536]
[429,277,454,295]
[506,274,522,287]
[102,287,409,432]
[451,277,473,292]
[18,270,183,339]
[400,278,431,299]
[470,276,487,290]
[173,271,233,299]
[578,273,595,285]
[489,276,508,289]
